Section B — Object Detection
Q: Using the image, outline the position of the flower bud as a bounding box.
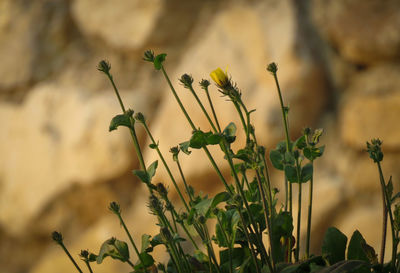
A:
[51,231,63,244]
[180,74,194,89]
[134,112,146,123]
[156,183,168,197]
[199,79,210,90]
[143,50,155,62]
[80,250,89,259]
[97,60,111,74]
[266,62,278,74]
[108,201,121,215]
[210,68,229,88]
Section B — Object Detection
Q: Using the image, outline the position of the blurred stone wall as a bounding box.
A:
[0,0,400,272]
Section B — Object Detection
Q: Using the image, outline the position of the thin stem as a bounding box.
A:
[141,121,190,212]
[161,66,232,195]
[295,160,302,262]
[377,162,396,270]
[237,207,262,273]
[233,101,249,143]
[216,214,233,273]
[105,73,147,171]
[284,176,288,212]
[204,86,221,132]
[58,243,84,273]
[117,214,149,273]
[255,170,275,271]
[271,72,290,153]
[202,223,223,273]
[84,261,94,273]
[189,86,218,133]
[175,158,194,202]
[305,164,314,259]
[126,259,135,269]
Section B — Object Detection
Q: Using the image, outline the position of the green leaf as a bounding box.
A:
[304,145,325,161]
[194,197,212,216]
[220,248,246,269]
[149,143,158,149]
[134,252,154,269]
[271,212,293,263]
[132,169,149,184]
[207,133,223,145]
[109,114,133,132]
[189,130,208,149]
[141,234,152,253]
[147,160,158,181]
[284,165,298,183]
[211,191,230,208]
[347,230,369,261]
[97,238,130,264]
[387,176,393,201]
[153,53,167,70]
[300,163,313,183]
[223,122,237,143]
[270,149,284,170]
[346,230,372,273]
[322,227,348,265]
[294,135,306,149]
[114,239,130,261]
[179,141,191,155]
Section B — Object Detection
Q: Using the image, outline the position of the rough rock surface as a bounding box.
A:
[1,0,399,272]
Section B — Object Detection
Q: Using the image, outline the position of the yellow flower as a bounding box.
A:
[210,68,229,87]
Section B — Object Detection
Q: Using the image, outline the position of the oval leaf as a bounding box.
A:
[322,227,347,265]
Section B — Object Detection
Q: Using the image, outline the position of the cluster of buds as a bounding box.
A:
[366,138,384,163]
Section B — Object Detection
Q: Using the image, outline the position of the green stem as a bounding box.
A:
[161,66,232,195]
[175,158,194,202]
[117,214,149,273]
[232,100,249,143]
[58,243,84,273]
[204,86,221,132]
[255,170,275,271]
[105,73,147,171]
[305,164,313,259]
[84,261,94,273]
[295,163,302,262]
[271,72,290,153]
[216,214,233,273]
[202,223,222,273]
[237,207,262,273]
[377,162,396,270]
[189,86,218,133]
[141,121,190,212]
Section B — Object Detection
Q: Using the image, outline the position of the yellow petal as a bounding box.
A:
[210,68,228,87]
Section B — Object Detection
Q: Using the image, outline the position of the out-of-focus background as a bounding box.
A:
[1,0,400,272]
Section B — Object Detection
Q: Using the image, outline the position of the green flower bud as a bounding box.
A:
[148,195,163,214]
[143,50,155,62]
[156,183,168,197]
[51,231,63,244]
[180,74,194,89]
[366,138,384,163]
[79,250,89,259]
[199,79,210,90]
[267,62,278,74]
[97,60,111,74]
[134,112,146,123]
[108,201,121,215]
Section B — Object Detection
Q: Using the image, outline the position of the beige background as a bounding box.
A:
[1,0,400,272]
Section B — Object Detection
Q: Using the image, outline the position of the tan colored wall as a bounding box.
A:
[1,0,400,272]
